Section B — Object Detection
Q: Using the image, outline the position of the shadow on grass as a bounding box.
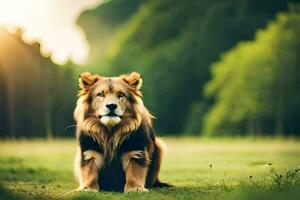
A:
[0,185,21,200]
[70,185,300,200]
[0,184,300,200]
[228,185,300,200]
[70,186,227,200]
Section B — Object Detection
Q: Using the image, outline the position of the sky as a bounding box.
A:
[0,0,102,64]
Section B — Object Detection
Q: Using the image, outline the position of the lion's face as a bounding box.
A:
[74,72,144,128]
[91,78,130,127]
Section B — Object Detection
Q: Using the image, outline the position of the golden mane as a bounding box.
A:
[73,76,154,157]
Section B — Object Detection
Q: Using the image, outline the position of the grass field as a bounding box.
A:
[0,137,300,199]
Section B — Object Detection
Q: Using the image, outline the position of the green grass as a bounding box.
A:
[0,137,300,199]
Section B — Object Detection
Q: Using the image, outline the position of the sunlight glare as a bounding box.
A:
[0,0,102,64]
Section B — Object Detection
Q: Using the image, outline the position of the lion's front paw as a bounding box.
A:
[124,187,149,193]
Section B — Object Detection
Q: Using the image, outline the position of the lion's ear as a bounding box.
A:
[122,72,142,90]
[79,72,99,90]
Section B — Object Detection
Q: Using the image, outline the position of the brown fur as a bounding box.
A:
[74,72,153,155]
[73,72,168,193]
[147,138,165,186]
[80,158,100,190]
[122,150,150,192]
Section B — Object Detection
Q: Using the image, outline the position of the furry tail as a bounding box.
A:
[152,138,173,188]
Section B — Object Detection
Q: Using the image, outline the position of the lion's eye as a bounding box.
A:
[117,92,125,98]
[97,92,105,97]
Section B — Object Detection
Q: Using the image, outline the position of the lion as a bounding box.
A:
[73,71,170,193]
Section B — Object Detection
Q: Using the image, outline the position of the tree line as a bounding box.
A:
[0,0,299,137]
[79,0,296,135]
[0,29,78,138]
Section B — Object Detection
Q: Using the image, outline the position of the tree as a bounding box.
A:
[202,10,300,135]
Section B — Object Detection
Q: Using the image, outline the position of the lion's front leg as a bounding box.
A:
[77,150,103,191]
[121,150,150,193]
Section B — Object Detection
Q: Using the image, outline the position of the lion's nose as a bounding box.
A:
[106,103,117,111]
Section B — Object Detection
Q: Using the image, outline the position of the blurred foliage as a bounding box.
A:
[77,0,147,72]
[79,0,288,133]
[0,28,77,138]
[203,10,300,135]
[1,0,299,137]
